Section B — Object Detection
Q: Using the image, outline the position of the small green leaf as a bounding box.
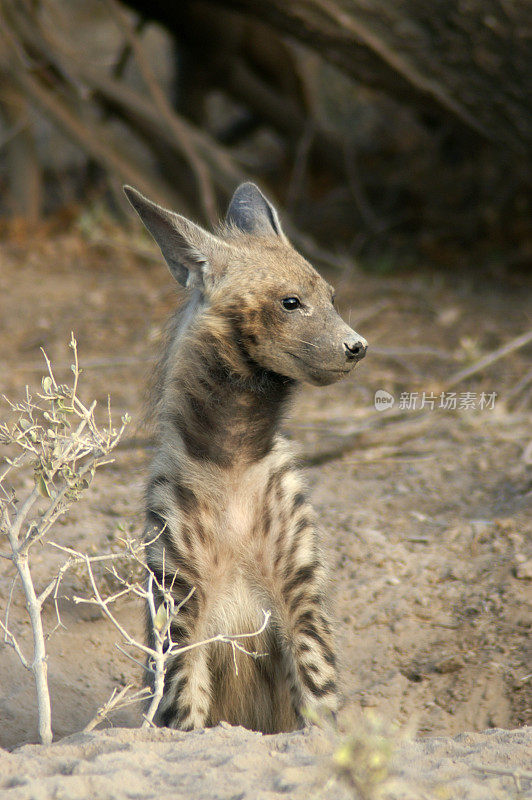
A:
[36,475,51,498]
[154,603,169,632]
[42,376,53,394]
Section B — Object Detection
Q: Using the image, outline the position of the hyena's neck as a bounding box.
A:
[162,312,295,468]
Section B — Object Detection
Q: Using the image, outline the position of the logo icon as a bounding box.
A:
[374,389,394,411]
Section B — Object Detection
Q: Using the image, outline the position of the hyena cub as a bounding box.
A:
[125,182,367,733]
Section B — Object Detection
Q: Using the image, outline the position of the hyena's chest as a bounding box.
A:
[195,478,274,638]
[202,469,279,574]
[193,459,306,603]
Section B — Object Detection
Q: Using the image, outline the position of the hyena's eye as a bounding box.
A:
[281,297,301,311]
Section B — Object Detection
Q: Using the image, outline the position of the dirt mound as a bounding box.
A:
[1,724,531,799]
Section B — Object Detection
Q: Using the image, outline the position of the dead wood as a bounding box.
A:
[0,85,42,220]
[180,0,532,155]
[444,330,532,390]
[0,0,336,266]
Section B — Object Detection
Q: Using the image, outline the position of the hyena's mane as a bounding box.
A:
[151,287,295,468]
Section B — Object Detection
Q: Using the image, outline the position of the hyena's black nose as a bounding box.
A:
[344,336,368,362]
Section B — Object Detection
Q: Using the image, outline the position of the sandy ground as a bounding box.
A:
[1,725,531,799]
[0,226,530,791]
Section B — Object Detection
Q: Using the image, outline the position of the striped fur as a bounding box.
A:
[125,182,367,733]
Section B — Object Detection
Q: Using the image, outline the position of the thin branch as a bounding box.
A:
[471,764,532,780]
[504,366,532,404]
[7,485,40,545]
[116,642,151,672]
[0,617,30,669]
[73,555,153,658]
[83,683,141,732]
[444,329,532,390]
[105,0,217,224]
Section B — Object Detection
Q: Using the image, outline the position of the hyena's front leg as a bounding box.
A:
[155,624,212,731]
[145,505,212,731]
[276,513,338,723]
[285,587,338,724]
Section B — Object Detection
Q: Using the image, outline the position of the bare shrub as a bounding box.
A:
[0,335,128,744]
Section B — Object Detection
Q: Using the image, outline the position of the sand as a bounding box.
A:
[1,724,531,799]
[0,229,530,796]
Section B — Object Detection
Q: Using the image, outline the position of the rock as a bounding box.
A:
[515,556,532,580]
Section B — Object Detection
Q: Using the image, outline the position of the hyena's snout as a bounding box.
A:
[343,332,368,363]
[301,319,368,385]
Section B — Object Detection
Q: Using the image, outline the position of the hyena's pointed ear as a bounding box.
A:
[226,182,287,240]
[124,185,226,289]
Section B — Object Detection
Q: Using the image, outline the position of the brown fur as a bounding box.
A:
[125,182,367,733]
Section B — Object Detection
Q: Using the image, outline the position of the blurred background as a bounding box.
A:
[0,0,531,269]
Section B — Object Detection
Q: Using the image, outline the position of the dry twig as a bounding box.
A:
[84,684,150,732]
[444,329,532,390]
[471,763,532,793]
[104,0,218,224]
[0,335,128,744]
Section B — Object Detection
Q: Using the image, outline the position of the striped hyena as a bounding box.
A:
[124,182,367,733]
